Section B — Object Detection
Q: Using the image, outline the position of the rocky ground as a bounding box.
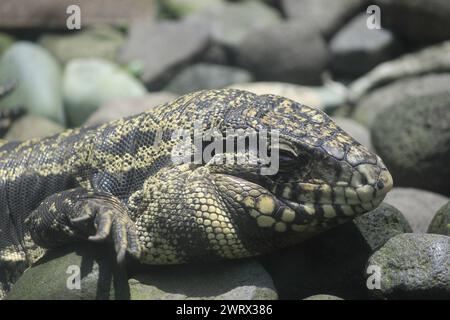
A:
[0,0,449,300]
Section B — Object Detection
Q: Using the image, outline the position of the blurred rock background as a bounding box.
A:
[0,0,449,300]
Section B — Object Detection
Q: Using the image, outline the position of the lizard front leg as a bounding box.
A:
[25,188,141,264]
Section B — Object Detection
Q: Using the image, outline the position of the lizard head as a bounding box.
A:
[196,90,393,254]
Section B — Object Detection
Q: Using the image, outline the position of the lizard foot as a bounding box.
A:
[26,188,141,264]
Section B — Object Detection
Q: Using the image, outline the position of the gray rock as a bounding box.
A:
[129,260,277,300]
[348,41,450,103]
[63,58,147,127]
[261,203,411,299]
[85,92,178,126]
[200,43,229,65]
[427,201,450,236]
[354,203,412,251]
[333,117,373,151]
[185,1,282,50]
[236,22,329,85]
[38,26,125,65]
[119,21,210,89]
[5,115,64,141]
[353,73,450,127]
[165,63,253,95]
[228,81,347,113]
[303,294,343,300]
[0,0,155,29]
[371,93,450,196]
[0,42,65,125]
[374,0,450,45]
[7,244,129,300]
[330,13,401,79]
[366,233,450,299]
[281,0,366,39]
[384,188,449,233]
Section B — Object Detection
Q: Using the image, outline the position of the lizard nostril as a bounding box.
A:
[376,180,384,189]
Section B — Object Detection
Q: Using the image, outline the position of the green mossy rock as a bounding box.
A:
[0,32,14,56]
[262,202,411,299]
[5,115,65,141]
[129,259,278,300]
[0,42,65,125]
[371,92,450,196]
[7,244,129,300]
[158,0,224,18]
[39,26,125,65]
[354,203,412,251]
[63,58,146,126]
[427,201,450,236]
[303,294,343,300]
[367,233,450,299]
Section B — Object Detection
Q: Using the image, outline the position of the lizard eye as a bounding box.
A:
[277,143,298,162]
[278,149,296,162]
[275,143,299,173]
[275,143,312,173]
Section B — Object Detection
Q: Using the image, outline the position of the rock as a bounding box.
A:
[348,41,450,103]
[119,20,209,90]
[158,0,224,18]
[235,22,329,85]
[165,63,253,95]
[63,58,147,127]
[354,203,412,251]
[371,93,450,196]
[128,260,277,300]
[5,115,64,141]
[85,92,178,126]
[281,0,366,39]
[0,0,155,29]
[0,42,65,125]
[374,0,450,45]
[200,44,229,65]
[0,32,14,56]
[384,188,449,233]
[366,233,450,299]
[261,223,371,299]
[227,81,346,113]
[185,1,282,50]
[261,203,411,299]
[427,201,450,236]
[353,73,450,127]
[333,117,373,151]
[303,294,343,300]
[7,244,129,300]
[38,26,125,65]
[330,13,401,79]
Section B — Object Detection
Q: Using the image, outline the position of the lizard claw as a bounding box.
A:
[71,205,141,264]
[28,188,142,265]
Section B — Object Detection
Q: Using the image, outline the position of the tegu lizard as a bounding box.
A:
[0,89,393,297]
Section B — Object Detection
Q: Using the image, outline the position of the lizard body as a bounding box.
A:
[0,89,393,298]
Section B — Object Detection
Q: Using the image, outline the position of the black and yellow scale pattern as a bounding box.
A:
[0,89,393,297]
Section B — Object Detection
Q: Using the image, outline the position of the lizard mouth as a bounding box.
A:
[269,168,393,220]
[214,157,393,233]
